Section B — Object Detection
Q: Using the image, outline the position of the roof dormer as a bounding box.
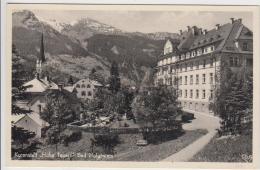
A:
[163,39,173,55]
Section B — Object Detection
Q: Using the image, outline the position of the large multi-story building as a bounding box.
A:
[154,18,253,115]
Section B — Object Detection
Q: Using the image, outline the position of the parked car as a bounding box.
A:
[182,112,194,122]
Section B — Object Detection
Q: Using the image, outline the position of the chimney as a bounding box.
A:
[187,26,191,31]
[230,18,235,24]
[198,28,203,35]
[35,73,40,80]
[238,18,242,23]
[58,84,63,91]
[179,29,183,35]
[45,75,50,82]
[215,24,220,30]
[203,29,208,35]
[192,26,198,36]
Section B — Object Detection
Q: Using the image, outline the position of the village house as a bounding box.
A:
[11,113,49,138]
[27,85,82,116]
[154,18,253,114]
[73,78,103,100]
[23,74,58,94]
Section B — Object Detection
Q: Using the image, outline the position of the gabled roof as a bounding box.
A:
[91,80,103,87]
[235,25,253,40]
[12,113,49,127]
[23,77,58,93]
[178,30,196,51]
[28,88,81,107]
[74,78,103,87]
[175,19,252,53]
[190,23,233,50]
[64,86,77,93]
[12,114,26,124]
[27,112,49,126]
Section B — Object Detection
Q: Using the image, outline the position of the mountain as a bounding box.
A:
[61,18,179,49]
[40,18,72,32]
[12,10,110,83]
[12,10,179,86]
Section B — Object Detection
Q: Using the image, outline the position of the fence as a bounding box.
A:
[67,122,182,135]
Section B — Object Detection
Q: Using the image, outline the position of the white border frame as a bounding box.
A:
[1,1,260,170]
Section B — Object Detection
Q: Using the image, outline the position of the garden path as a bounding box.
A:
[161,110,220,162]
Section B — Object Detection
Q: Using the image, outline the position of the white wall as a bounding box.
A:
[15,116,42,138]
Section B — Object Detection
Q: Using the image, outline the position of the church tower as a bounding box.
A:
[36,33,45,78]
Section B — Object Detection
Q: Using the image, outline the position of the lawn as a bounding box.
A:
[35,132,144,160]
[34,129,207,161]
[190,134,252,162]
[111,129,207,161]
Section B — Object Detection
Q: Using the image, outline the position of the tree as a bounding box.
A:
[108,61,121,93]
[67,75,74,85]
[214,60,253,135]
[11,126,40,159]
[89,68,105,85]
[40,90,78,147]
[12,44,30,114]
[12,44,26,88]
[121,87,134,118]
[133,86,182,127]
[40,92,76,128]
[89,88,124,117]
[90,67,97,75]
[12,44,40,158]
[12,126,36,148]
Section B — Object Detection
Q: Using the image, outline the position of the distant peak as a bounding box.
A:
[13,10,37,19]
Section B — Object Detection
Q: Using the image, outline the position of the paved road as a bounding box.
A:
[162,110,220,162]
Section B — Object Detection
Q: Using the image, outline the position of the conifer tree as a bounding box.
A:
[11,44,39,159]
[214,60,253,135]
[108,61,121,93]
[67,75,74,85]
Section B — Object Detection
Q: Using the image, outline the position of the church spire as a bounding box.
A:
[36,33,45,77]
[39,33,45,62]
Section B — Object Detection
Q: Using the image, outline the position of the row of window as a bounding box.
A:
[179,89,214,99]
[180,73,214,85]
[81,91,92,97]
[156,72,215,86]
[179,58,214,72]
[158,58,215,76]
[159,45,215,66]
[229,57,241,67]
[76,84,91,88]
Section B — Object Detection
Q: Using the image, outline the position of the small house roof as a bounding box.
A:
[11,114,26,124]
[28,88,80,107]
[27,112,49,126]
[23,77,58,93]
[11,113,49,127]
[74,78,103,87]
[64,86,75,93]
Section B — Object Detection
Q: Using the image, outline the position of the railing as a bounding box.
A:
[67,122,182,135]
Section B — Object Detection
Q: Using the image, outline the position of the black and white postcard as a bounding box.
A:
[1,2,260,169]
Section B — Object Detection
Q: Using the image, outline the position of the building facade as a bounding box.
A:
[12,113,49,138]
[73,78,103,100]
[154,18,253,115]
[27,87,82,116]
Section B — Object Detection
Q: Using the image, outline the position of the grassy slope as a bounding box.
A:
[112,129,207,161]
[190,134,252,162]
[35,129,207,161]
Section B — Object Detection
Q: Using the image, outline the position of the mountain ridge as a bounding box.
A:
[12,10,179,86]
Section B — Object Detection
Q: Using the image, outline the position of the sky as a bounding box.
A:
[32,10,253,33]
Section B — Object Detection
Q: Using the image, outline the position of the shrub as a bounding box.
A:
[62,131,82,146]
